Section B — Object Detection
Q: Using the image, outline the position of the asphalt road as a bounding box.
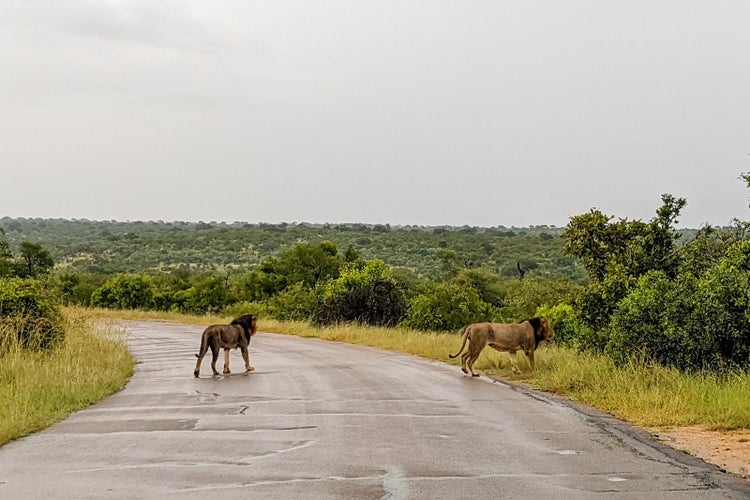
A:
[0,321,748,499]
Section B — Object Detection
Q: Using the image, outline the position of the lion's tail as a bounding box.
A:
[448,326,470,359]
[195,328,214,358]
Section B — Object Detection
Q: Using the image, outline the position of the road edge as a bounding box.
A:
[487,374,750,499]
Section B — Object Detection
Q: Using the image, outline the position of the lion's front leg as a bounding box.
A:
[223,349,231,374]
[508,351,521,374]
[241,347,254,372]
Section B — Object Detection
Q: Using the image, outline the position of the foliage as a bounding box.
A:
[562,194,685,283]
[0,310,133,446]
[90,274,155,310]
[0,278,65,350]
[262,241,342,291]
[267,282,319,321]
[401,282,495,332]
[0,217,586,282]
[0,231,54,279]
[534,303,580,347]
[180,275,230,314]
[496,277,582,322]
[313,260,406,327]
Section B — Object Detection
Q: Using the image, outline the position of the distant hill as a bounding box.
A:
[0,217,587,281]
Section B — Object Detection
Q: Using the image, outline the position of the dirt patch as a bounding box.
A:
[650,426,750,481]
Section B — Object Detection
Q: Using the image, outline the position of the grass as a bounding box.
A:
[0,308,135,446]
[530,348,750,430]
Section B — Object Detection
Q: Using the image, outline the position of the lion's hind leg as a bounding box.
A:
[460,351,471,374]
[466,345,483,377]
[209,342,220,375]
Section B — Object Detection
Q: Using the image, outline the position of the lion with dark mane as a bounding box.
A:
[449,317,553,376]
[193,314,258,377]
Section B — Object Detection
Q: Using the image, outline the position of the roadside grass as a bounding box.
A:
[93,309,750,431]
[0,308,134,446]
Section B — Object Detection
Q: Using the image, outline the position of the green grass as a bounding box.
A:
[88,309,750,431]
[530,348,750,430]
[0,308,135,446]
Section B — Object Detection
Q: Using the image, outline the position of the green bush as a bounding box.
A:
[606,271,690,367]
[182,275,228,314]
[313,260,406,327]
[268,283,319,321]
[0,278,65,350]
[534,303,579,347]
[223,300,271,319]
[498,277,582,321]
[401,282,494,332]
[605,243,750,371]
[91,274,155,310]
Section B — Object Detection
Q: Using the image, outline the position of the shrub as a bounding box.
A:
[222,300,271,319]
[534,303,579,347]
[313,260,406,327]
[0,278,64,351]
[91,274,155,310]
[401,282,494,332]
[268,283,319,321]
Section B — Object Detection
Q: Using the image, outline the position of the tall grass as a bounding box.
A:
[0,308,134,446]
[531,348,750,430]
[93,309,750,431]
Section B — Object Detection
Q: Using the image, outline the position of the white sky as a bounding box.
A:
[1,1,749,228]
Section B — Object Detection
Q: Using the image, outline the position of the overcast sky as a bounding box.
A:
[2,1,749,228]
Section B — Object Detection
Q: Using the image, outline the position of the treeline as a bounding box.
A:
[0,217,585,281]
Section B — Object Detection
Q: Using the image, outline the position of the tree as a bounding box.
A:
[313,260,406,327]
[562,194,685,283]
[18,241,54,278]
[0,228,13,277]
[261,241,342,291]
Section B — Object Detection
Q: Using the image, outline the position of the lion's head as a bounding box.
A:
[231,314,258,338]
[528,316,553,345]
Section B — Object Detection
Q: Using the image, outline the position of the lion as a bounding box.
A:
[448,317,553,376]
[193,314,258,377]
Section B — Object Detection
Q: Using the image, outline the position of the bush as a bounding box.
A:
[401,282,494,332]
[534,303,579,347]
[268,283,319,321]
[606,271,691,368]
[313,279,406,327]
[606,243,750,371]
[222,301,272,319]
[498,277,582,321]
[91,274,155,310]
[0,278,65,350]
[313,260,406,327]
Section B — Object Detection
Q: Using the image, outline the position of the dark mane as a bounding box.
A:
[231,314,256,342]
[526,317,545,347]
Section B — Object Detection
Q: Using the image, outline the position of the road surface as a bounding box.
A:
[0,320,748,499]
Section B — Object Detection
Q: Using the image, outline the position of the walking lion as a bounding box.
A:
[194,314,258,377]
[449,317,553,376]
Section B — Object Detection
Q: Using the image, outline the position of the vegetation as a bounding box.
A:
[0,309,134,446]
[0,217,584,280]
[2,172,750,439]
[560,193,750,371]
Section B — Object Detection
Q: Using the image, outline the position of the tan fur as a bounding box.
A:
[194,314,258,377]
[448,317,553,376]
